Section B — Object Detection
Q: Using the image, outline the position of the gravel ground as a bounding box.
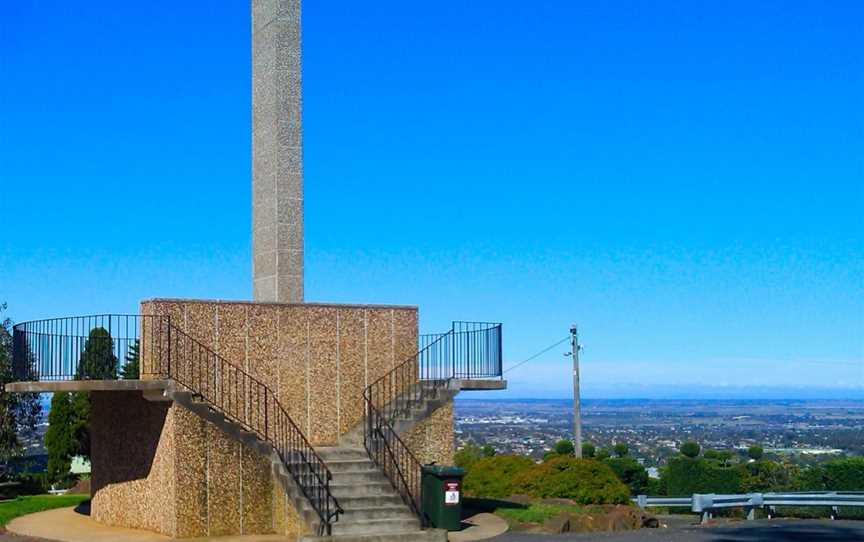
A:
[491,516,864,542]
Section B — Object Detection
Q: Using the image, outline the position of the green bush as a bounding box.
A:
[554,439,575,456]
[665,456,741,495]
[799,457,864,492]
[605,457,649,495]
[515,456,630,504]
[680,442,700,458]
[463,455,535,498]
[740,460,798,492]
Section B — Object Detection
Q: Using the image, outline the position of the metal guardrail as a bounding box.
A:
[636,492,864,523]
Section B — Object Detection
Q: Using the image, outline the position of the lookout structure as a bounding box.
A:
[5,2,506,541]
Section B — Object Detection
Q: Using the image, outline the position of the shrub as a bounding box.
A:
[613,443,629,458]
[665,457,741,495]
[823,457,864,491]
[748,445,764,461]
[740,460,798,492]
[605,456,649,495]
[515,456,630,504]
[463,455,534,498]
[554,439,575,456]
[582,442,596,458]
[680,442,700,458]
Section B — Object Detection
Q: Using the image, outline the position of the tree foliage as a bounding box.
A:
[44,392,89,482]
[455,442,496,471]
[0,303,41,479]
[553,439,575,456]
[664,456,741,495]
[45,326,114,482]
[680,441,701,458]
[120,340,140,380]
[613,443,629,458]
[462,454,535,498]
[605,456,649,495]
[747,445,764,461]
[76,327,118,379]
[581,442,596,458]
[515,456,630,504]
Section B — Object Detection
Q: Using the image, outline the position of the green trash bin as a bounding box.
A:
[421,465,465,531]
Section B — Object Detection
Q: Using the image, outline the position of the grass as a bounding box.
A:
[495,502,586,524]
[0,494,89,527]
[463,497,593,525]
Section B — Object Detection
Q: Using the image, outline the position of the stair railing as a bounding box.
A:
[10,314,342,535]
[363,321,502,525]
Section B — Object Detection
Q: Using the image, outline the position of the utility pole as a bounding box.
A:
[570,324,582,458]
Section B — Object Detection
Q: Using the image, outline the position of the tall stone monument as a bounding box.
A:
[252,0,303,302]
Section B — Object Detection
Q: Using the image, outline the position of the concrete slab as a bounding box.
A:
[449,513,509,542]
[454,380,507,391]
[6,506,291,542]
[3,380,171,394]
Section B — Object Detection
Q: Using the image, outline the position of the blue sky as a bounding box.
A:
[1,1,862,399]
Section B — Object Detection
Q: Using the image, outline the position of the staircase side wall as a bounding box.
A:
[402,401,455,465]
[90,391,177,535]
[90,391,308,538]
[141,299,418,446]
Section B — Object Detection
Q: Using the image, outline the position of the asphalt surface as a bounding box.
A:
[491,517,864,542]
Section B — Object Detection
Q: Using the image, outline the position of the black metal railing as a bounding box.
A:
[10,314,341,535]
[363,321,502,525]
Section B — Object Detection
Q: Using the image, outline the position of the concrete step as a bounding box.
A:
[300,529,447,542]
[327,459,376,473]
[317,447,369,461]
[333,518,421,536]
[321,495,406,510]
[330,481,397,498]
[331,470,389,485]
[338,505,414,522]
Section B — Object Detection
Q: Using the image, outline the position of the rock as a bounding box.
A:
[542,513,572,534]
[641,513,660,528]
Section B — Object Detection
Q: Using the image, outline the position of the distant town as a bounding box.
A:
[455,398,864,471]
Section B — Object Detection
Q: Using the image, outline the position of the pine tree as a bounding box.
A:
[76,327,118,380]
[120,340,140,380]
[0,303,41,479]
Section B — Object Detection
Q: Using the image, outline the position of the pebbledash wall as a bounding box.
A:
[89,299,454,538]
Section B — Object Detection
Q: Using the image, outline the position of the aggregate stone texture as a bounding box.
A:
[252,0,304,303]
[90,391,176,534]
[403,401,456,466]
[133,299,431,537]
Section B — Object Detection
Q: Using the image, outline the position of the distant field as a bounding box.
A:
[0,494,89,527]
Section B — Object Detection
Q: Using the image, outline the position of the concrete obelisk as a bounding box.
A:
[252,0,303,302]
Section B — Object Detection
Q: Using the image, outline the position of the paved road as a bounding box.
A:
[492,518,864,542]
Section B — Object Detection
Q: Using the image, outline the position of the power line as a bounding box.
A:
[503,336,571,374]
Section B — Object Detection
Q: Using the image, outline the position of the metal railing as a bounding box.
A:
[635,492,864,523]
[11,314,342,535]
[363,321,502,526]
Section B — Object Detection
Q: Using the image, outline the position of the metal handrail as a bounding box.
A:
[11,314,342,535]
[363,321,503,526]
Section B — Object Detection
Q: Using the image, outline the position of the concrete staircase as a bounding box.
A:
[300,447,446,542]
[341,380,457,448]
[167,384,446,541]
